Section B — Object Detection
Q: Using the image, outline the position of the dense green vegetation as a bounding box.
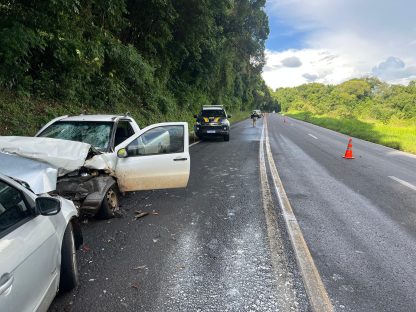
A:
[273,78,416,153]
[0,0,275,135]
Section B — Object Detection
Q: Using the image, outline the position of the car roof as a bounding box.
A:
[59,115,132,122]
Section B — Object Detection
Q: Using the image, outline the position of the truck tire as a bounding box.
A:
[97,185,119,219]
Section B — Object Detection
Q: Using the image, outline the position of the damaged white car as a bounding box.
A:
[0,115,190,218]
[0,172,82,312]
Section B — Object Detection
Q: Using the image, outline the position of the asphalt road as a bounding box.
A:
[49,118,309,312]
[267,114,416,312]
[50,114,416,312]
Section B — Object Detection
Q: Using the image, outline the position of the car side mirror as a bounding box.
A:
[36,197,61,216]
[227,114,232,118]
[193,114,198,118]
[117,148,128,158]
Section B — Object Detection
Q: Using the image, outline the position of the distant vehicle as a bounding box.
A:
[194,105,231,141]
[0,172,82,312]
[0,115,190,218]
[251,109,262,118]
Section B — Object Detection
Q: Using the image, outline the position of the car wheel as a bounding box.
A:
[224,134,230,141]
[59,222,79,292]
[97,186,119,219]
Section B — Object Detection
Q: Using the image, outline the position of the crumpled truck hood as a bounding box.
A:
[0,136,117,194]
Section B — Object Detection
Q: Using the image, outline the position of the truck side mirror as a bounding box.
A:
[117,148,128,158]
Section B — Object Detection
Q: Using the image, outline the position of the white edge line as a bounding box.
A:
[388,176,416,191]
[189,141,201,147]
[264,116,334,312]
[259,120,299,309]
[308,134,318,140]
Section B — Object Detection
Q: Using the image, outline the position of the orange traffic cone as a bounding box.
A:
[343,138,355,159]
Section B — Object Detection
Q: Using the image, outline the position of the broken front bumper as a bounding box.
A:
[56,174,117,216]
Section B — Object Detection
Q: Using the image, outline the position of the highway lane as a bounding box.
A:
[267,114,416,311]
[49,118,309,312]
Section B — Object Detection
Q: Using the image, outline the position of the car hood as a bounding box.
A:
[0,136,117,194]
[0,152,58,194]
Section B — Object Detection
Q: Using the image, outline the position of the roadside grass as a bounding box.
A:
[285,111,416,154]
[229,110,251,124]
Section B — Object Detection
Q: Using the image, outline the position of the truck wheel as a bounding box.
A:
[224,134,230,141]
[97,186,119,219]
[59,223,79,292]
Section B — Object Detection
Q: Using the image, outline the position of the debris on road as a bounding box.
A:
[134,210,149,219]
[131,283,140,290]
[134,210,159,219]
[82,244,91,252]
[133,265,147,270]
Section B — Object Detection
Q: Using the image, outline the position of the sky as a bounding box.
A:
[263,0,416,89]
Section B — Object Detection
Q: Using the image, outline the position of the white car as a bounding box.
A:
[0,115,190,218]
[0,173,82,312]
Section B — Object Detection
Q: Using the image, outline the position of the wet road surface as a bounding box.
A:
[267,114,416,312]
[50,114,416,312]
[49,117,309,312]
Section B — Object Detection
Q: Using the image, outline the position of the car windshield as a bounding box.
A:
[201,109,226,117]
[38,121,113,151]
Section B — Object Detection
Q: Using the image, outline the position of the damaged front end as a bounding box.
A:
[0,136,119,217]
[54,169,117,217]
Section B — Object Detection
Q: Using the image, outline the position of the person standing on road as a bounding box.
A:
[251,113,258,127]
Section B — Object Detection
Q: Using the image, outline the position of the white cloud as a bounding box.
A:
[263,49,359,89]
[302,73,319,82]
[372,57,416,82]
[281,56,302,67]
[264,0,416,88]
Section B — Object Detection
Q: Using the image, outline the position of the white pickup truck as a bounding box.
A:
[0,114,190,218]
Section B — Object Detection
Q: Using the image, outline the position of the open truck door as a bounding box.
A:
[114,122,190,192]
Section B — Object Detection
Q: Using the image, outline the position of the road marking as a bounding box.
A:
[189,141,201,147]
[259,120,299,310]
[388,176,416,191]
[264,116,334,312]
[308,134,318,140]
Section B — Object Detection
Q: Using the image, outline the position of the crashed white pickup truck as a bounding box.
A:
[0,115,190,218]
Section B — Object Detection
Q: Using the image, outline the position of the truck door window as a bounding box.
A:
[126,126,184,156]
[115,121,135,146]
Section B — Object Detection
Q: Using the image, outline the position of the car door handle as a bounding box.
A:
[0,273,14,295]
[173,157,188,161]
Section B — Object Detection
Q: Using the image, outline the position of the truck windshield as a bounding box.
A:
[201,109,226,117]
[38,121,113,151]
